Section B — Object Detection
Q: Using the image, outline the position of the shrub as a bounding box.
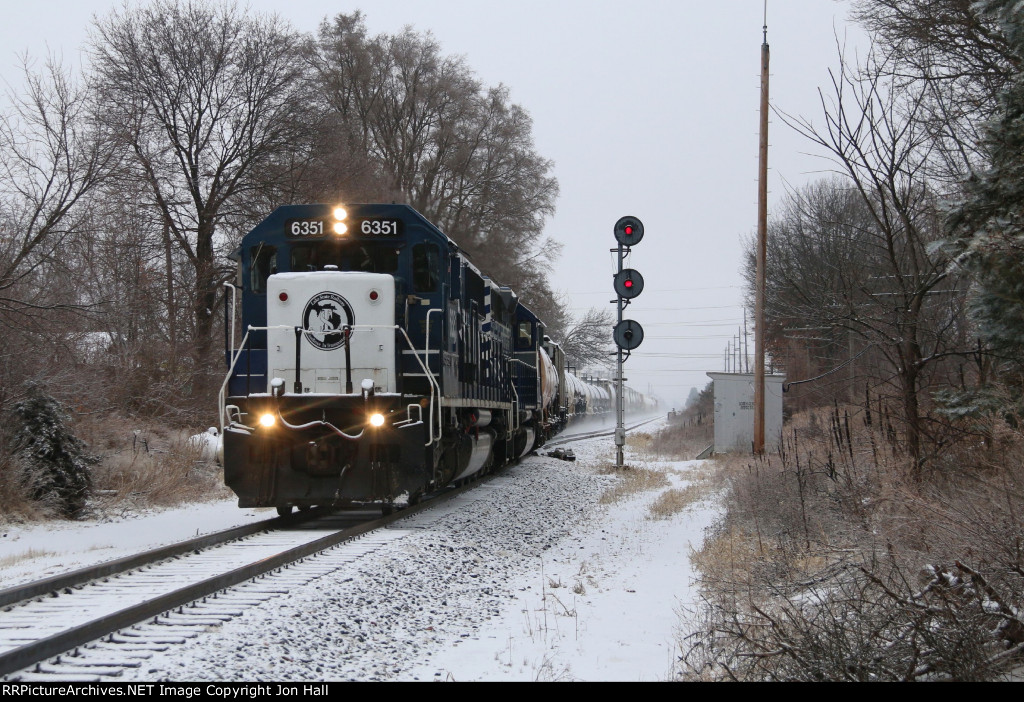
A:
[677,406,1024,681]
[11,390,97,519]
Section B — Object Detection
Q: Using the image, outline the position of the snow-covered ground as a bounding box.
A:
[0,420,718,682]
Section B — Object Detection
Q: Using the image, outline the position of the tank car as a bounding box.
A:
[218,204,561,514]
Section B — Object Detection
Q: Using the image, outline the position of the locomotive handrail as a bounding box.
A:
[424,308,442,364]
[422,308,443,444]
[220,324,440,447]
[509,372,520,433]
[508,357,539,434]
[224,282,237,359]
[219,326,257,437]
[394,325,441,446]
[514,355,545,434]
[393,403,423,429]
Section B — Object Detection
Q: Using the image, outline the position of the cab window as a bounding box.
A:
[413,243,440,292]
[517,321,533,349]
[250,245,277,294]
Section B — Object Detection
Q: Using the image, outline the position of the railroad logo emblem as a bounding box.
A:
[302,292,354,350]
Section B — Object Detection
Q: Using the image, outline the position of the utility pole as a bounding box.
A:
[754,7,770,454]
[744,309,750,374]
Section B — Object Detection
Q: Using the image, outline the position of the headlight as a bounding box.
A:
[333,206,347,220]
[333,222,348,236]
[369,413,385,428]
[259,413,276,428]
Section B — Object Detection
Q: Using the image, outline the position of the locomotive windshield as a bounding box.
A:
[289,241,400,275]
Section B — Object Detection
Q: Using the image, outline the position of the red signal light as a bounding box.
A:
[613,216,644,246]
[613,268,644,299]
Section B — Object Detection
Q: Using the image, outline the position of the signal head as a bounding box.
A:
[614,216,644,246]
[613,320,645,351]
[613,269,645,299]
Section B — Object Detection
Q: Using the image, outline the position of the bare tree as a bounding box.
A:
[310,13,561,322]
[852,0,1018,183]
[771,44,977,466]
[557,307,614,371]
[88,0,310,359]
[0,56,115,329]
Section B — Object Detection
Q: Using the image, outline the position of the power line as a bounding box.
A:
[649,335,737,340]
[567,303,744,312]
[568,285,742,295]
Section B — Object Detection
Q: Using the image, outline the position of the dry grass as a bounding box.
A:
[650,420,713,460]
[72,412,230,510]
[596,428,721,518]
[90,432,231,509]
[0,466,50,524]
[647,461,718,520]
[677,405,1024,681]
[0,411,231,521]
[648,483,710,519]
[0,548,58,569]
[597,450,717,520]
[597,463,670,504]
[625,432,654,459]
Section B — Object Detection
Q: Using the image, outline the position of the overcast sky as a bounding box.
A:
[1,0,864,408]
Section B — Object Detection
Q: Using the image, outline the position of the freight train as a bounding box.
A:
[218,204,649,514]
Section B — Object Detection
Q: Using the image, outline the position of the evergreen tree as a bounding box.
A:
[946,1,1024,411]
[12,390,96,518]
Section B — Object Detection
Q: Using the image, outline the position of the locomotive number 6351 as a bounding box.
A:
[359,219,402,236]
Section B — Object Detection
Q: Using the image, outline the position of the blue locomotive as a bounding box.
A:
[219,204,577,513]
[218,204,651,513]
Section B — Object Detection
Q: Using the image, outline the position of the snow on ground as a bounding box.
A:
[0,502,271,590]
[0,418,719,682]
[404,439,717,682]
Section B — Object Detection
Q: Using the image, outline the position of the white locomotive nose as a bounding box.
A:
[266,271,396,395]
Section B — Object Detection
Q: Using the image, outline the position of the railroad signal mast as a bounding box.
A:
[612,216,645,468]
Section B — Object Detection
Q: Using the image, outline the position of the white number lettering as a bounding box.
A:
[289,220,324,236]
[358,219,399,235]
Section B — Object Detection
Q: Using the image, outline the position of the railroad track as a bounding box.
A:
[0,419,661,680]
[545,414,662,448]
[0,509,384,679]
[0,489,481,681]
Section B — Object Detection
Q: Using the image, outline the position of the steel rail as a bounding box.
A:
[0,510,332,610]
[0,478,481,679]
[544,415,661,449]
